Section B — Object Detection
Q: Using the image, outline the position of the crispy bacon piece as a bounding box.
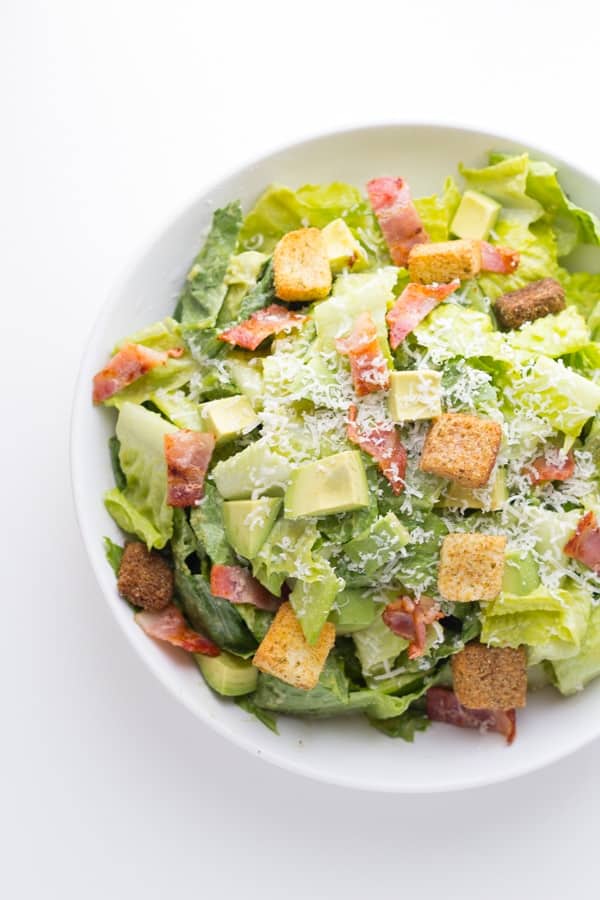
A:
[210,565,280,612]
[135,603,220,656]
[218,304,307,351]
[92,342,184,404]
[480,241,520,274]
[347,404,407,495]
[386,280,460,349]
[367,177,429,266]
[383,596,444,659]
[426,687,516,744]
[564,511,600,574]
[164,430,215,507]
[522,451,575,485]
[335,311,390,396]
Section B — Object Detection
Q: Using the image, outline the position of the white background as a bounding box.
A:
[3,1,600,897]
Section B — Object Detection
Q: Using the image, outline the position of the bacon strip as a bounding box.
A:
[92,343,184,404]
[383,596,444,659]
[335,311,390,396]
[522,451,575,485]
[426,687,516,744]
[480,241,520,274]
[347,404,407,495]
[564,511,600,574]
[135,603,220,656]
[367,177,429,266]
[164,430,215,507]
[386,280,459,349]
[218,304,307,351]
[210,565,280,612]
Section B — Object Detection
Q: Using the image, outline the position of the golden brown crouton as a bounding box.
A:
[253,602,335,690]
[117,542,174,611]
[438,533,506,602]
[408,239,482,284]
[273,228,332,302]
[420,413,502,488]
[452,643,527,709]
[494,278,566,330]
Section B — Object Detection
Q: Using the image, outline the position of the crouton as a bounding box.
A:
[494,278,566,330]
[408,239,482,284]
[420,413,502,488]
[117,542,174,611]
[438,533,506,602]
[253,601,335,690]
[273,227,332,302]
[452,643,527,709]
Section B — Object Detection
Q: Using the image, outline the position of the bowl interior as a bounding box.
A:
[72,124,600,792]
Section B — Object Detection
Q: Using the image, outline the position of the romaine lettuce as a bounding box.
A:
[551,606,600,694]
[414,177,461,241]
[508,306,590,358]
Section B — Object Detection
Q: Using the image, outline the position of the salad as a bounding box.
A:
[94,151,600,745]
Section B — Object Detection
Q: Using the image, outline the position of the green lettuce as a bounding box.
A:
[477,221,561,301]
[481,582,592,663]
[150,388,203,430]
[217,251,269,325]
[289,568,343,644]
[352,612,408,677]
[509,354,600,436]
[108,435,126,490]
[104,403,176,549]
[103,537,124,575]
[414,177,461,241]
[414,304,506,363]
[526,158,600,256]
[460,153,543,225]
[175,202,242,328]
[551,605,600,694]
[189,483,234,565]
[238,182,385,262]
[340,513,410,585]
[508,306,590,358]
[564,272,600,323]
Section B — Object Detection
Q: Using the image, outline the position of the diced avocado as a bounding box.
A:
[284,451,370,519]
[343,513,410,579]
[222,497,282,559]
[213,441,292,500]
[450,190,500,241]
[502,549,540,595]
[441,468,507,511]
[321,218,368,273]
[195,651,258,697]
[199,395,259,444]
[329,589,377,634]
[388,370,442,422]
[225,353,264,410]
[352,612,408,677]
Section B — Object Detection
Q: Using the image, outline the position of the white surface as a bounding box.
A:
[72,122,600,793]
[3,0,600,896]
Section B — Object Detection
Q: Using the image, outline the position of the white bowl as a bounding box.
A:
[72,124,600,792]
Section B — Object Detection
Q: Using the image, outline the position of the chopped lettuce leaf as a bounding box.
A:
[509,354,600,436]
[368,706,430,740]
[103,536,124,575]
[551,606,600,694]
[526,158,600,256]
[150,388,203,430]
[414,304,507,363]
[234,694,279,733]
[414,177,461,242]
[189,483,234,565]
[175,202,242,328]
[477,220,561,301]
[508,307,590,358]
[352,612,409,677]
[564,271,600,323]
[289,568,343,644]
[460,153,544,225]
[314,267,398,355]
[217,250,269,326]
[108,435,126,490]
[341,513,410,584]
[104,403,176,549]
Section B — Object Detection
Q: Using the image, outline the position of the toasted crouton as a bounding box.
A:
[117,542,174,611]
[408,239,482,284]
[420,413,502,488]
[494,278,566,330]
[438,533,506,602]
[452,643,527,709]
[273,228,332,302]
[253,601,335,690]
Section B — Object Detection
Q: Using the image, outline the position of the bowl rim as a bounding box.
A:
[71,121,600,792]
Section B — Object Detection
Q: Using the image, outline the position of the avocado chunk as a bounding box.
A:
[225,353,264,410]
[451,190,501,241]
[213,442,291,500]
[195,651,258,696]
[440,468,507,511]
[321,218,368,273]
[222,497,282,559]
[199,395,259,444]
[388,370,442,422]
[284,450,370,518]
[343,513,410,579]
[329,589,377,634]
[502,549,540,595]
